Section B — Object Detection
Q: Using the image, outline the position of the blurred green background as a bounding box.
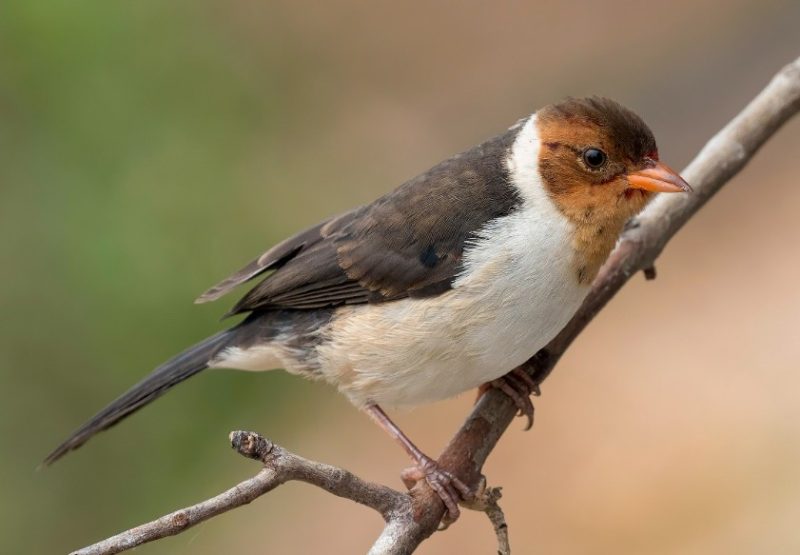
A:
[2,1,800,553]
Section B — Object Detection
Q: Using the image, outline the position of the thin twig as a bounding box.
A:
[461,477,510,555]
[70,56,800,555]
[71,431,410,555]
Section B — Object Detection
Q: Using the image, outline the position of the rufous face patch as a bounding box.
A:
[535,98,658,283]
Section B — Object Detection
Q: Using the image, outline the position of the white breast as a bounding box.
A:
[317,116,589,407]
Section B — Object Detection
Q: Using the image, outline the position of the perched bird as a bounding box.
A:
[45,97,690,519]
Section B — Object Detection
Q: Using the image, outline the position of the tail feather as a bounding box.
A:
[44,329,234,465]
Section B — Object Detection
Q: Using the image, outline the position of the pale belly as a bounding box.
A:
[316,233,589,407]
[213,198,590,408]
[210,113,604,408]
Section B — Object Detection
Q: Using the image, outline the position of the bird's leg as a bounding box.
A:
[477,367,541,430]
[365,404,471,521]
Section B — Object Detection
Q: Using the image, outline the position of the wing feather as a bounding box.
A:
[198,126,523,315]
[195,220,329,304]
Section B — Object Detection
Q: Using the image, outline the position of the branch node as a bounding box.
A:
[643,265,657,280]
[460,476,511,554]
[229,430,274,462]
[170,511,190,530]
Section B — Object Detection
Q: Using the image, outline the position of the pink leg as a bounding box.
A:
[477,367,541,430]
[365,404,471,520]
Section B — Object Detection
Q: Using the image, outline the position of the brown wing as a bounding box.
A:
[196,127,521,315]
[195,221,330,304]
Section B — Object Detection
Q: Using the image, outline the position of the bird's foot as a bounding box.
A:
[478,367,541,430]
[401,455,472,523]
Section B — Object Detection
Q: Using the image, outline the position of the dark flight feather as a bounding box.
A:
[195,221,330,304]
[43,330,234,465]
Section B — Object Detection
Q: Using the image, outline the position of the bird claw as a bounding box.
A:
[479,367,539,430]
[401,455,472,522]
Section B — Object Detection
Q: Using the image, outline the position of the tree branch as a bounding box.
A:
[70,55,800,555]
[71,431,411,555]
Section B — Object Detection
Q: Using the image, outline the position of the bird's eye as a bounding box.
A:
[582,148,607,169]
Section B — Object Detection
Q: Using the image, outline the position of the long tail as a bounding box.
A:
[43,329,235,465]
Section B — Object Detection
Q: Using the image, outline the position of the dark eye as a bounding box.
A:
[582,148,607,169]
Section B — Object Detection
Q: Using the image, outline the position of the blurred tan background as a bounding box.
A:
[2,1,800,553]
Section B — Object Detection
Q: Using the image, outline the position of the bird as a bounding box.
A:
[45,97,690,520]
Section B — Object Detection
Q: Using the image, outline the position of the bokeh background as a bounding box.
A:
[2,1,800,553]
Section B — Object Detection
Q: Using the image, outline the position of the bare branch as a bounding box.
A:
[70,56,800,555]
[71,431,410,555]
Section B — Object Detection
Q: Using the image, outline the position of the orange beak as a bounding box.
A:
[627,160,692,193]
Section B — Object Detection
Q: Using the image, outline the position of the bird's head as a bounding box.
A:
[535,97,690,226]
